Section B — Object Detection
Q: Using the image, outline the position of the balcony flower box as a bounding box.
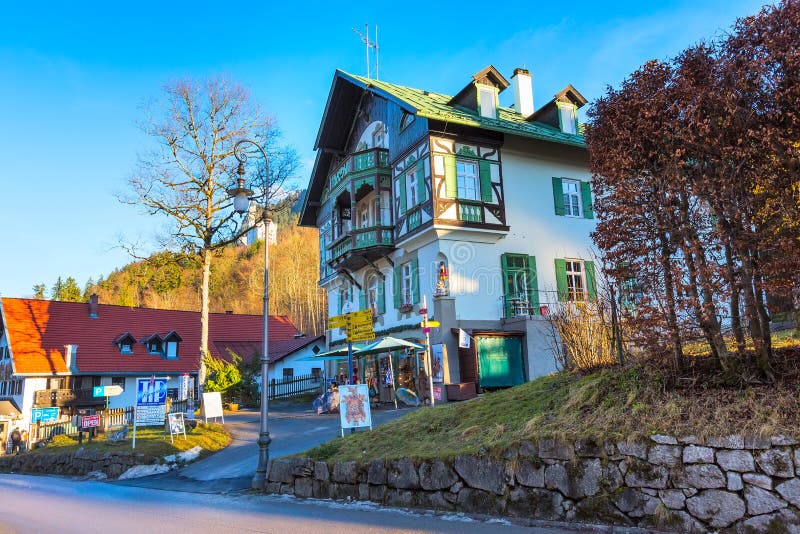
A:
[398,303,414,314]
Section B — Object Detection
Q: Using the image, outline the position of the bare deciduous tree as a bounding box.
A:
[121,77,298,384]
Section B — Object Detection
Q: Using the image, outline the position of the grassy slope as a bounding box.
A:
[303,337,800,463]
[31,423,231,459]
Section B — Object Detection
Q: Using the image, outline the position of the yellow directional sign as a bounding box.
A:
[328,309,374,330]
[347,332,376,342]
[425,320,441,328]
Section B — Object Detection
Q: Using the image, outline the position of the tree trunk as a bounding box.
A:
[658,231,683,369]
[724,241,746,356]
[199,247,212,387]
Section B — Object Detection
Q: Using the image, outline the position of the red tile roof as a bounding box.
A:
[0,298,301,375]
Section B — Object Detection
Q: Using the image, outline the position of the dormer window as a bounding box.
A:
[478,86,497,119]
[162,330,182,359]
[113,332,137,354]
[558,102,578,135]
[143,334,163,355]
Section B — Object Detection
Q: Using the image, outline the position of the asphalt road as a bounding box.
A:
[116,404,414,492]
[0,473,577,534]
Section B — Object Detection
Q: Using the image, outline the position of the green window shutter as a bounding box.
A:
[585,260,597,301]
[411,258,420,304]
[398,175,407,214]
[554,259,568,302]
[337,290,343,315]
[581,181,594,219]
[479,160,492,203]
[416,160,426,202]
[444,155,457,198]
[501,254,512,318]
[377,279,386,315]
[393,264,402,309]
[359,290,367,311]
[526,256,539,312]
[552,177,565,216]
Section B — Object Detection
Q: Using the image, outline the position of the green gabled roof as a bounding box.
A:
[345,72,586,149]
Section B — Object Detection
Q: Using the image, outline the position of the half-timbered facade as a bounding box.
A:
[300,66,596,396]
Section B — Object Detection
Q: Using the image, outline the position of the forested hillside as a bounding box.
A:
[40,210,327,336]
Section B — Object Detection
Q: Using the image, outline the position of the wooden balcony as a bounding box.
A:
[34,388,99,408]
[328,225,395,271]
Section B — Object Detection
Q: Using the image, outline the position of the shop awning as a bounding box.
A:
[353,337,425,356]
[0,399,21,418]
[314,345,365,358]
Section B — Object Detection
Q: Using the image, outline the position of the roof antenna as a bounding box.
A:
[352,24,379,80]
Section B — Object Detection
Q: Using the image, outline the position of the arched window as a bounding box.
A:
[364,274,385,315]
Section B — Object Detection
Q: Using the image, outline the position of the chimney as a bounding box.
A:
[88,294,99,318]
[64,344,78,372]
[511,68,534,117]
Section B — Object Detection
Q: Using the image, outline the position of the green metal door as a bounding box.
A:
[476,336,525,388]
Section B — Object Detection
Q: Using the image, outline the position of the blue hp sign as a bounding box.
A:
[136,377,168,406]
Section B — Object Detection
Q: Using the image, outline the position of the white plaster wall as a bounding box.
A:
[268,342,326,381]
[19,377,47,433]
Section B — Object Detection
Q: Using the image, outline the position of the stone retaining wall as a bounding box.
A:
[267,435,800,533]
[0,448,154,478]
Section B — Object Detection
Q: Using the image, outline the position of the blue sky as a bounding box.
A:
[0,0,767,298]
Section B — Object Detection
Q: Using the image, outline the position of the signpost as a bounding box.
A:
[166,412,186,443]
[419,296,436,407]
[133,377,168,449]
[329,307,375,434]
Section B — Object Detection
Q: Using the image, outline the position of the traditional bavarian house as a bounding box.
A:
[299,66,596,398]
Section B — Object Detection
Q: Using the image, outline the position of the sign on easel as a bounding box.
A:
[166,412,187,443]
[338,384,372,436]
[201,392,224,424]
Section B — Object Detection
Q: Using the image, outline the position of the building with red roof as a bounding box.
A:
[0,295,318,439]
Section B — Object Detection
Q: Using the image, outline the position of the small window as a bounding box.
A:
[283,368,294,378]
[399,111,415,131]
[402,263,413,305]
[111,376,125,388]
[406,169,418,207]
[566,260,586,301]
[165,341,178,358]
[479,87,497,119]
[456,160,480,201]
[562,179,582,217]
[559,104,577,134]
[148,340,162,355]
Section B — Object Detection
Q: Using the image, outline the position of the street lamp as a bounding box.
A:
[227,138,272,490]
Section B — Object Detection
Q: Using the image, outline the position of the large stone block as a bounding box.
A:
[294,476,313,498]
[659,489,686,510]
[387,458,419,489]
[267,459,294,484]
[685,464,726,488]
[744,484,787,515]
[544,458,604,499]
[617,441,648,460]
[735,509,800,534]
[289,459,313,477]
[419,460,458,491]
[683,445,714,464]
[706,435,745,449]
[776,478,800,508]
[651,434,678,445]
[742,472,772,490]
[623,459,669,489]
[757,449,795,478]
[716,450,755,472]
[574,438,602,457]
[366,460,386,485]
[384,488,415,507]
[727,472,743,491]
[507,487,563,520]
[648,444,682,466]
[331,461,357,484]
[516,458,544,488]
[454,455,506,495]
[686,489,746,528]
[538,439,575,460]
[313,461,329,481]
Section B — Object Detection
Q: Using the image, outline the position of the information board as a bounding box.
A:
[81,414,100,429]
[135,405,166,425]
[31,407,59,424]
[136,377,168,406]
[338,384,372,435]
[201,392,224,423]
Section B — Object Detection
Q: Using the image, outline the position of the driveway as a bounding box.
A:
[115,402,414,492]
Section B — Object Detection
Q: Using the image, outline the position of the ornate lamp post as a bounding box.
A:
[227,138,272,490]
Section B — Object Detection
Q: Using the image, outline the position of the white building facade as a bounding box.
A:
[300,67,596,395]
